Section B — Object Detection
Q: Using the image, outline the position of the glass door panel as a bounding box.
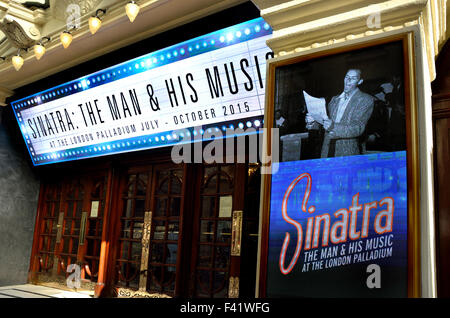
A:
[82,174,108,284]
[34,171,109,292]
[59,179,84,273]
[147,166,184,296]
[191,164,236,298]
[115,168,151,289]
[36,182,62,277]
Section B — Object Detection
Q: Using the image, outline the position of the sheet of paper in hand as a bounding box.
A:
[303,91,328,122]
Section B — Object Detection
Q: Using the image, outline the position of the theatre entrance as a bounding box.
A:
[29,168,110,293]
[29,157,262,298]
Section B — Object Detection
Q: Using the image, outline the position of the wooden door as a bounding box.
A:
[113,165,153,291]
[188,163,250,298]
[146,164,185,295]
[113,163,186,297]
[111,161,261,298]
[31,170,109,291]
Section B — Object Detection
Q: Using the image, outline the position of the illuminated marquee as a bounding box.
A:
[11,18,272,166]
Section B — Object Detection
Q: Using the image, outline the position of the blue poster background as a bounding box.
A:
[267,151,408,297]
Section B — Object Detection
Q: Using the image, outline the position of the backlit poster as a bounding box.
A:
[10,18,272,166]
[261,35,418,297]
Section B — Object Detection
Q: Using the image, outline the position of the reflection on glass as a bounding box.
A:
[151,243,164,263]
[159,178,169,195]
[200,220,214,242]
[217,221,231,243]
[153,221,166,240]
[155,197,168,217]
[67,201,74,216]
[49,239,55,253]
[137,174,147,196]
[196,270,210,297]
[220,165,235,193]
[122,220,131,238]
[171,170,183,194]
[169,197,181,217]
[133,222,143,240]
[198,245,213,267]
[131,242,142,261]
[202,196,216,218]
[42,236,48,251]
[167,244,178,265]
[44,219,51,234]
[127,175,136,197]
[88,219,97,236]
[64,220,72,235]
[213,271,228,298]
[215,246,230,269]
[135,199,145,218]
[168,222,179,241]
[166,266,176,293]
[72,240,79,255]
[121,240,129,259]
[124,199,132,218]
[219,173,232,193]
[203,175,217,194]
[74,217,81,233]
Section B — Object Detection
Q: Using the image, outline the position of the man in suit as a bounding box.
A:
[306,69,374,158]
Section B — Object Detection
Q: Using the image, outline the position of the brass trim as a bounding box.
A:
[228,276,239,298]
[35,273,95,295]
[138,211,152,292]
[78,212,88,246]
[117,288,171,298]
[55,212,64,243]
[405,32,421,298]
[231,210,243,256]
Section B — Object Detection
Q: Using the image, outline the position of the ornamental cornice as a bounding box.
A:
[252,0,448,81]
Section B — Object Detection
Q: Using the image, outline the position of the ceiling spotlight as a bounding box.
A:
[34,37,50,60]
[89,9,106,35]
[12,52,24,71]
[126,1,140,23]
[60,31,73,49]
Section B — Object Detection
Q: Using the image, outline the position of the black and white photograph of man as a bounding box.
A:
[305,69,374,158]
[274,41,406,162]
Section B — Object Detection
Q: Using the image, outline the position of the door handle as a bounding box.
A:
[78,212,88,246]
[56,212,64,243]
[138,211,152,291]
[231,210,243,256]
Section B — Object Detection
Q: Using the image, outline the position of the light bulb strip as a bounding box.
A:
[28,117,264,166]
[10,18,271,166]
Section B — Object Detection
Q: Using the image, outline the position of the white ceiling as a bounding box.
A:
[0,0,246,94]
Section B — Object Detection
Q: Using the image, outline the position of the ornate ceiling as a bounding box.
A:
[0,0,245,105]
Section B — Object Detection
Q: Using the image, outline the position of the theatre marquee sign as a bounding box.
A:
[11,18,272,166]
